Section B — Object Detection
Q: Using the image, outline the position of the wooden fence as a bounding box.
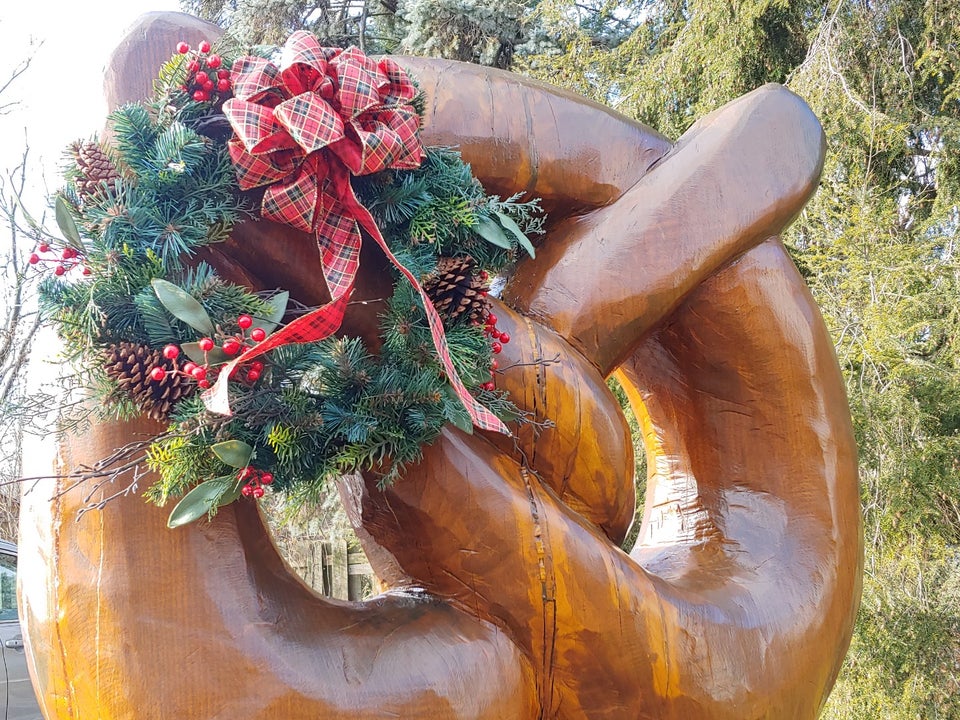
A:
[282,538,376,601]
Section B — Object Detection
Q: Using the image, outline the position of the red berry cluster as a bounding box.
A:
[149,343,215,387]
[28,242,89,277]
[176,40,231,103]
[222,314,268,383]
[148,315,270,389]
[238,466,273,499]
[481,312,510,391]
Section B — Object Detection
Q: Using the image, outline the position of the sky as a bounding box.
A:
[0,2,181,477]
[0,1,182,206]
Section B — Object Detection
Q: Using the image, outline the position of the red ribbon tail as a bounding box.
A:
[203,290,352,416]
[346,198,509,436]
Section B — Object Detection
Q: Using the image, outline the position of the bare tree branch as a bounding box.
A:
[0,52,34,116]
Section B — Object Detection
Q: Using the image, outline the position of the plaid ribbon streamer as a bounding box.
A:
[205,33,507,435]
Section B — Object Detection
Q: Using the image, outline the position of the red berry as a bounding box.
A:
[482,381,495,391]
[38,243,50,253]
[499,332,510,344]
[222,338,241,355]
[62,247,76,260]
[197,379,210,389]
[250,361,264,372]
[237,314,253,329]
[162,344,180,360]
[54,265,66,276]
[479,270,489,281]
[28,253,39,265]
[199,40,211,53]
[492,341,502,354]
[82,266,92,276]
[485,313,497,326]
[198,337,214,352]
[187,60,200,73]
[150,367,166,382]
[192,90,208,102]
[241,484,253,497]
[490,359,499,370]
[182,361,198,375]
[207,54,222,69]
[195,71,209,85]
[250,328,266,342]
[239,466,255,481]
[217,69,230,79]
[260,472,274,486]
[246,370,261,383]
[177,42,190,54]
[252,486,265,499]
[191,365,207,381]
[203,80,214,91]
[217,79,231,92]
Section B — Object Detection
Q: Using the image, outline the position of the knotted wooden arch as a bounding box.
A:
[19,12,861,720]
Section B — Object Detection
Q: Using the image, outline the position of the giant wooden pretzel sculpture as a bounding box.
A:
[18,12,862,720]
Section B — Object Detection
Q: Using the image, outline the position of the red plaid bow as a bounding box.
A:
[206,33,507,435]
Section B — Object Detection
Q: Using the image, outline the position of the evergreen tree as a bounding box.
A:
[182,0,531,66]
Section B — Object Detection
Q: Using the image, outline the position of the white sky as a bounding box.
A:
[0,1,182,208]
[0,2,182,479]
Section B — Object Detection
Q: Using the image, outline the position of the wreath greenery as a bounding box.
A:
[37,37,543,526]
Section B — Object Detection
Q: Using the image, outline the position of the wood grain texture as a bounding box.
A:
[19,11,861,720]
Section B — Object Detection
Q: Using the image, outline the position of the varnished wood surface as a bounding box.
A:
[19,11,861,720]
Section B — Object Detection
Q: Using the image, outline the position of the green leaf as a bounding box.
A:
[211,439,254,468]
[442,387,474,435]
[167,476,233,528]
[10,186,42,232]
[152,278,215,335]
[217,479,245,507]
[181,342,230,366]
[494,210,536,259]
[55,195,83,248]
[473,215,512,249]
[255,290,289,335]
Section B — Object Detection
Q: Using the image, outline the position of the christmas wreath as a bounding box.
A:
[37,34,543,527]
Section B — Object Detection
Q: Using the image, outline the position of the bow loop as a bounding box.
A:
[334,107,423,175]
[332,47,391,118]
[228,140,301,190]
[280,31,337,97]
[378,57,418,104]
[230,56,283,103]
[274,93,345,154]
[223,98,297,154]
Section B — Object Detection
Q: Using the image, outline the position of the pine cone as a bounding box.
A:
[103,342,195,422]
[71,141,120,201]
[423,256,491,323]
